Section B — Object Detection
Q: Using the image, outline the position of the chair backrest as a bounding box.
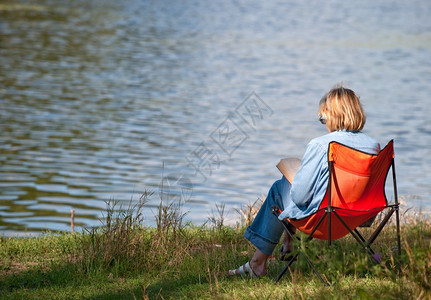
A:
[320,140,394,210]
[288,140,395,240]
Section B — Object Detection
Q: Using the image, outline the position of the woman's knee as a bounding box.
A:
[266,179,282,208]
[267,178,288,208]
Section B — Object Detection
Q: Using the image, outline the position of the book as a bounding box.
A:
[276,158,301,184]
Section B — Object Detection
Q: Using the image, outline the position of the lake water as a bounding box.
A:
[1,0,431,236]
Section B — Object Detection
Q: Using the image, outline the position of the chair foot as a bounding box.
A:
[372,253,382,264]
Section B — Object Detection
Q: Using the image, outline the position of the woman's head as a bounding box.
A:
[318,85,366,132]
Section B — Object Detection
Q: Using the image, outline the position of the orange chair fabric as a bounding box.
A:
[287,140,394,240]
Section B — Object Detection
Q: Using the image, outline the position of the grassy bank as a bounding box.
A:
[1,198,430,299]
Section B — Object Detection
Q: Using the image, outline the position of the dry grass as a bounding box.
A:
[234,195,264,228]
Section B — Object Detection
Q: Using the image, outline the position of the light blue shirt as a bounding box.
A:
[279,130,380,220]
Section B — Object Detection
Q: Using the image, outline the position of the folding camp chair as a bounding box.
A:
[271,140,401,284]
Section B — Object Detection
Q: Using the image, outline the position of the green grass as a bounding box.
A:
[1,198,430,299]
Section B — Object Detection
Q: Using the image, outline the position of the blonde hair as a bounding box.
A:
[318,85,366,132]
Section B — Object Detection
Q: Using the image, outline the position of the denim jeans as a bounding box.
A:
[244,176,291,255]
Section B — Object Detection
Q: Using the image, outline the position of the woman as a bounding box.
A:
[228,85,380,278]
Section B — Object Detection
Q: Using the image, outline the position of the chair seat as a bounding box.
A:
[288,206,385,240]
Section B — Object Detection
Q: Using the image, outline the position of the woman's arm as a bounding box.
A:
[290,142,327,207]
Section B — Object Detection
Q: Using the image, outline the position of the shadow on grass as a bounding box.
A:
[1,260,137,299]
[1,257,219,299]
